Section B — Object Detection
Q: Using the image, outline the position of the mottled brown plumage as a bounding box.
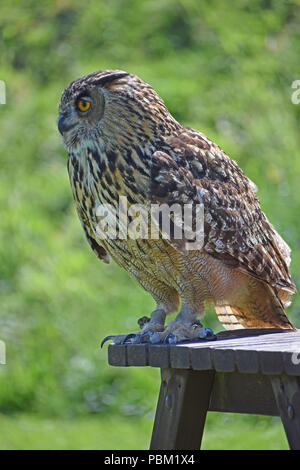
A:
[58,70,296,343]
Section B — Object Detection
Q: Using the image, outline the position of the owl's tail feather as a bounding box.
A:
[214,305,245,330]
[215,279,296,331]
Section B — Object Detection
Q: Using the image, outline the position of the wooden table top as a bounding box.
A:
[108,328,300,375]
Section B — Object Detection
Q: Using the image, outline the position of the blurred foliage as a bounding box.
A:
[0,0,299,449]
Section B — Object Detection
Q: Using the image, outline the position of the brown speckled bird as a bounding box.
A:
[58,70,296,344]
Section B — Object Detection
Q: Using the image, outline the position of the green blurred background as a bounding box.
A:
[0,0,299,450]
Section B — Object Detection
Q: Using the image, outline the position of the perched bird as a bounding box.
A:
[58,70,296,344]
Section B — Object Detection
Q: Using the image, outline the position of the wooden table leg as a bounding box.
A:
[271,375,300,450]
[150,368,214,450]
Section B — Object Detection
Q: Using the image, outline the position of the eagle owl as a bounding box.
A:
[58,70,296,344]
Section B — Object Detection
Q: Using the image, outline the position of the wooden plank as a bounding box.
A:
[126,344,148,366]
[271,375,300,449]
[212,349,235,372]
[190,347,213,371]
[283,352,300,376]
[150,368,214,450]
[209,372,279,416]
[215,328,293,340]
[148,345,170,368]
[259,351,284,375]
[170,345,190,369]
[235,349,259,374]
[108,344,127,367]
[107,330,300,375]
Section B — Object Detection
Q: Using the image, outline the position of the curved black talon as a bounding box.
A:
[139,332,152,343]
[163,333,177,344]
[198,327,217,340]
[121,333,138,344]
[100,335,116,348]
[139,331,162,343]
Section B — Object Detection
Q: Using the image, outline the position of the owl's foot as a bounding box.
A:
[153,320,216,344]
[101,307,166,347]
[100,322,165,347]
[100,322,216,346]
[162,324,216,344]
[100,332,139,347]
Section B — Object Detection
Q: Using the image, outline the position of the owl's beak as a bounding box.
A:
[58,113,74,135]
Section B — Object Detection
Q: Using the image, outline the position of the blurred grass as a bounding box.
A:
[0,412,288,450]
[0,0,299,449]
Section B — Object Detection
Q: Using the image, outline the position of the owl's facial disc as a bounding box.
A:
[58,87,105,145]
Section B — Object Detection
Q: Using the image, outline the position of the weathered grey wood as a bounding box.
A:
[216,328,291,340]
[235,349,259,374]
[106,329,300,450]
[271,375,300,449]
[190,347,212,371]
[260,351,284,375]
[209,372,279,416]
[148,345,170,368]
[150,368,214,450]
[169,345,190,369]
[108,344,127,367]
[213,349,235,372]
[107,330,300,376]
[127,344,148,366]
[283,352,300,376]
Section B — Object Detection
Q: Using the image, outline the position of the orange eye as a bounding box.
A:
[77,99,91,112]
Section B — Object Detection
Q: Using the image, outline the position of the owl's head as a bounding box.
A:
[58,70,177,152]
